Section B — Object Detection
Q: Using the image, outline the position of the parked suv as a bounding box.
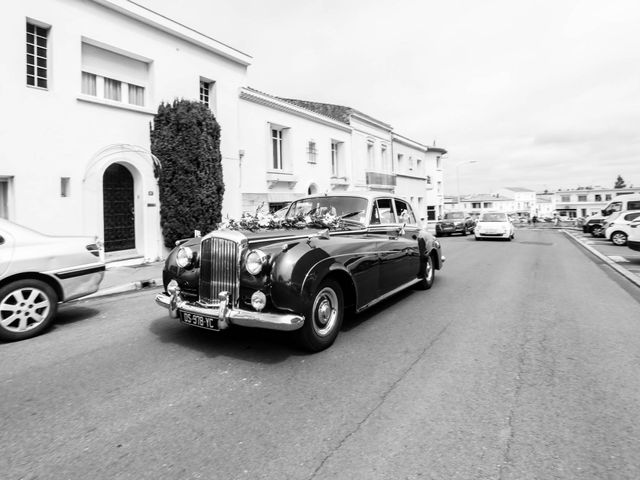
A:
[435,211,475,236]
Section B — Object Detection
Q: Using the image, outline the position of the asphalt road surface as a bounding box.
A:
[2,229,640,480]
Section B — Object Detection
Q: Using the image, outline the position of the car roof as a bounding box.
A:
[293,192,411,202]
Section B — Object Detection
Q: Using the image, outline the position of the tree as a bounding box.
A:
[614,175,626,189]
[151,99,224,247]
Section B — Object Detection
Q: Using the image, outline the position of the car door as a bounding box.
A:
[369,198,419,295]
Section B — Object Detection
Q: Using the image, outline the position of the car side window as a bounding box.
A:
[625,212,640,221]
[394,199,416,225]
[0,234,4,246]
[371,199,395,224]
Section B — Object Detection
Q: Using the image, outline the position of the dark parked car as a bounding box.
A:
[0,219,105,341]
[156,193,445,351]
[435,211,475,236]
[582,214,605,236]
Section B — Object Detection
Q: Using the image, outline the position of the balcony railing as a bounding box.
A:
[365,171,396,187]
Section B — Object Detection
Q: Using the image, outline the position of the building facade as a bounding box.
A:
[2,0,446,262]
[1,0,251,260]
[554,187,640,218]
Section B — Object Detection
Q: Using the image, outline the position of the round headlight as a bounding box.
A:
[246,249,267,275]
[176,246,194,269]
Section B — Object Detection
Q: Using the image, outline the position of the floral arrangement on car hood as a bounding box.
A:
[218,208,346,232]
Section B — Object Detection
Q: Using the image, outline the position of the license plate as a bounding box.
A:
[180,311,219,331]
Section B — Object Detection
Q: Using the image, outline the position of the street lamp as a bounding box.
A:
[456,160,478,206]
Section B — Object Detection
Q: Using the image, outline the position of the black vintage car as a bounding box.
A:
[155,193,445,352]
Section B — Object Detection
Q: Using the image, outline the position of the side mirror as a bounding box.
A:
[397,223,406,236]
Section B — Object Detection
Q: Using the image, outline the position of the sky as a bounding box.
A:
[138,0,640,196]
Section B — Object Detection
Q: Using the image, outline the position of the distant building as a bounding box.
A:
[554,186,640,218]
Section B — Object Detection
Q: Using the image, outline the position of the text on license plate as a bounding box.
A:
[180,312,219,331]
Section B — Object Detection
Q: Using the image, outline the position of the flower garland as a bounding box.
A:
[218,209,346,232]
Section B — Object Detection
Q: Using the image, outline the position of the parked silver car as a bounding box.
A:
[0,219,105,341]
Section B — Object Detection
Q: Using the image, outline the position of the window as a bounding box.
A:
[331,141,341,176]
[426,175,431,185]
[437,181,442,193]
[483,202,493,208]
[0,177,13,219]
[394,199,417,224]
[367,141,375,170]
[81,42,148,107]
[307,141,317,164]
[81,72,96,96]
[629,201,640,210]
[26,22,49,89]
[436,156,442,169]
[271,128,284,170]
[128,84,144,106]
[577,195,587,202]
[409,156,414,171]
[472,202,481,209]
[60,177,70,197]
[381,144,388,171]
[416,159,423,175]
[624,212,640,221]
[595,194,602,201]
[605,194,612,201]
[561,195,571,202]
[104,77,121,101]
[397,154,403,173]
[371,198,395,224]
[199,79,215,110]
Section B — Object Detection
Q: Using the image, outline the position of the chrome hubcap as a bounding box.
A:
[425,258,433,282]
[0,288,51,333]
[312,287,338,337]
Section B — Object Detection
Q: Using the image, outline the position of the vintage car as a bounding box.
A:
[155,193,445,352]
[435,211,475,236]
[0,218,105,341]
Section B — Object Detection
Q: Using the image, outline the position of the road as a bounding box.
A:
[2,229,640,480]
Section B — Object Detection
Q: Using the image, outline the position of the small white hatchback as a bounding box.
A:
[474,212,515,241]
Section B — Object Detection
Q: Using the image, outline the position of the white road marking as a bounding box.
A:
[609,255,630,263]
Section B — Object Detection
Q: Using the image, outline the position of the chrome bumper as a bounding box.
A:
[155,291,305,332]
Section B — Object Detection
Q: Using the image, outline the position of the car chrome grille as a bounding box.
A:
[199,235,241,306]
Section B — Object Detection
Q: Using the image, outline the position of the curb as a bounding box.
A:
[84,277,163,300]
[561,229,640,288]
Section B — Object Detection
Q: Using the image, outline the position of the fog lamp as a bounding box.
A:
[251,291,267,312]
[167,280,180,295]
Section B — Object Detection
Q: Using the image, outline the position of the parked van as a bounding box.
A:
[601,194,640,217]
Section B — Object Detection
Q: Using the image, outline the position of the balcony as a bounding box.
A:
[365,171,396,191]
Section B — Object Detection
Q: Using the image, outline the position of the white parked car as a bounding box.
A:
[628,220,640,253]
[604,211,640,246]
[474,212,515,241]
[0,219,105,341]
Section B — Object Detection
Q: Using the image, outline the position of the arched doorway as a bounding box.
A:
[103,163,135,252]
[308,183,318,195]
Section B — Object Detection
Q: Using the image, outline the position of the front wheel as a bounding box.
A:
[591,226,603,237]
[416,254,435,290]
[297,280,344,352]
[611,231,628,246]
[0,279,58,341]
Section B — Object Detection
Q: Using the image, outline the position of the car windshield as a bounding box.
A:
[481,213,508,222]
[444,212,465,219]
[285,196,368,224]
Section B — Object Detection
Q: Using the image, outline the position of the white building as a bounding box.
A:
[494,187,537,215]
[554,186,640,218]
[1,0,251,261]
[2,0,446,262]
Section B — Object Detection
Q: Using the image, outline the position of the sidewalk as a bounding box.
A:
[86,258,164,299]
